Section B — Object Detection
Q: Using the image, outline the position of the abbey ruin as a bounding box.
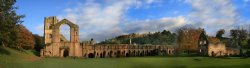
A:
[40,17,175,58]
[40,16,240,58]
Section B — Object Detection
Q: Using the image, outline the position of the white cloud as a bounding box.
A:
[56,0,245,41]
[122,16,188,33]
[58,0,163,41]
[186,0,239,36]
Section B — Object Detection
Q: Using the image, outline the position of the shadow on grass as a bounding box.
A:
[0,46,10,55]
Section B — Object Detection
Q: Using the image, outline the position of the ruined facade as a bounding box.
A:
[40,16,176,58]
[41,16,81,57]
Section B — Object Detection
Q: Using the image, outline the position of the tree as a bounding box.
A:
[99,30,176,45]
[248,39,250,48]
[176,26,203,54]
[216,29,225,40]
[16,24,35,49]
[33,34,44,52]
[0,0,24,47]
[230,28,248,47]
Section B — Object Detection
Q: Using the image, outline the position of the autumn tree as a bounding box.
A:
[16,24,35,49]
[0,0,24,47]
[176,26,204,54]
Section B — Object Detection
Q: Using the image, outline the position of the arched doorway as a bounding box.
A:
[211,51,215,57]
[60,46,69,57]
[116,50,121,57]
[133,50,136,56]
[100,53,103,58]
[109,51,113,58]
[102,51,106,58]
[63,49,69,57]
[126,53,129,57]
[88,53,95,58]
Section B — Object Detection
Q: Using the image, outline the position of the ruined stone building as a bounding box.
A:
[206,37,240,57]
[40,16,176,58]
[40,16,239,58]
[41,16,82,57]
[198,32,240,57]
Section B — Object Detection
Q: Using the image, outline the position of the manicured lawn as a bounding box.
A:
[1,47,250,68]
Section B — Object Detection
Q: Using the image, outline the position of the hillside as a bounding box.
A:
[0,46,41,68]
[99,30,177,45]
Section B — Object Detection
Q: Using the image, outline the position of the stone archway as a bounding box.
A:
[211,51,215,57]
[53,19,79,43]
[100,53,103,58]
[116,50,121,58]
[109,51,113,58]
[63,49,69,57]
[102,51,106,58]
[88,53,95,58]
[60,46,69,57]
[126,53,129,57]
[54,19,80,57]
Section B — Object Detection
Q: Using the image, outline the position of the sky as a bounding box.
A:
[15,0,250,42]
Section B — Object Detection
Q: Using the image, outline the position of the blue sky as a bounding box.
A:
[15,0,250,41]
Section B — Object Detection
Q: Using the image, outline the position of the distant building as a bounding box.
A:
[198,33,240,57]
[178,28,240,57]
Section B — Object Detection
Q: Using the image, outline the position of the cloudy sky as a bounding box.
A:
[16,0,250,42]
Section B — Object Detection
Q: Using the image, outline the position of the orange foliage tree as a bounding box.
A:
[177,26,204,53]
[16,24,35,49]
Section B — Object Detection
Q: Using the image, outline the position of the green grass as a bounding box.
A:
[1,47,250,68]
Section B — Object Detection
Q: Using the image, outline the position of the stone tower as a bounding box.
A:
[44,16,58,44]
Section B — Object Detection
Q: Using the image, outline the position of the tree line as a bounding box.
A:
[99,30,177,45]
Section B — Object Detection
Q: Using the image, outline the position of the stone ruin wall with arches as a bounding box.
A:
[40,16,176,58]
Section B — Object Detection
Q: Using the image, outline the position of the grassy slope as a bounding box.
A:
[0,47,41,68]
[1,47,250,68]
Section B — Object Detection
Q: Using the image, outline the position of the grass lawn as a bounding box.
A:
[1,47,250,68]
